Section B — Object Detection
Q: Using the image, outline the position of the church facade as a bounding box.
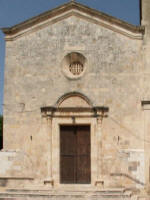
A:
[0,1,150,199]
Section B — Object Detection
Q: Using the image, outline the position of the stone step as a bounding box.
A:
[3,192,131,196]
[0,190,133,200]
[6,187,128,194]
[0,193,132,199]
[4,191,131,196]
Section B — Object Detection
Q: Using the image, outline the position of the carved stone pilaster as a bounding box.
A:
[95,112,104,187]
[142,101,150,190]
[44,115,54,186]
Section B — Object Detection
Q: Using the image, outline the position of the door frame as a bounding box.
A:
[41,106,109,189]
[52,117,96,187]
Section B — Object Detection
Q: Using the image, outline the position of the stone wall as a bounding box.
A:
[3,14,144,188]
[0,150,33,188]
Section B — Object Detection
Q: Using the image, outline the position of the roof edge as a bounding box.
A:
[1,1,145,36]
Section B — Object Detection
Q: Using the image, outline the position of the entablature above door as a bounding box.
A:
[41,106,109,119]
[41,92,109,122]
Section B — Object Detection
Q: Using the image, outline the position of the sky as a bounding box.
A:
[0,0,140,115]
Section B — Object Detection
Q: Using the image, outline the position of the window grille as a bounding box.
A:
[69,61,84,75]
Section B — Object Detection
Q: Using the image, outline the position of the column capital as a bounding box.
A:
[97,115,103,125]
[142,101,150,110]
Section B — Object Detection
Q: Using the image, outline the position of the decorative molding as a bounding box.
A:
[41,106,109,118]
[56,92,93,107]
[1,1,144,41]
[44,179,54,186]
[0,177,34,180]
[95,180,104,187]
[141,101,150,110]
[62,52,87,79]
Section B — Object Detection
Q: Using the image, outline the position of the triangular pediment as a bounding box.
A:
[1,1,144,40]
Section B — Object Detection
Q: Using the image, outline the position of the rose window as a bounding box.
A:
[69,61,84,75]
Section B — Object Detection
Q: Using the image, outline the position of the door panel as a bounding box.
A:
[77,126,90,154]
[77,155,91,183]
[60,156,76,183]
[60,126,76,155]
[77,126,91,183]
[60,126,76,183]
[60,125,91,184]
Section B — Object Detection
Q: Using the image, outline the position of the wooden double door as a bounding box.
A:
[60,125,91,184]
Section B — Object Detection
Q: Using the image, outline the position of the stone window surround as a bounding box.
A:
[41,106,109,189]
[62,52,87,80]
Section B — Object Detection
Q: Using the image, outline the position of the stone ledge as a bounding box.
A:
[0,190,134,199]
[0,177,34,180]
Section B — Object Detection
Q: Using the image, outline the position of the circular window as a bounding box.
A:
[69,61,84,75]
[62,52,87,79]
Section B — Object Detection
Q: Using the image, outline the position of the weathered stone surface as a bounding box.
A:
[3,7,144,187]
[0,188,134,200]
[1,0,150,199]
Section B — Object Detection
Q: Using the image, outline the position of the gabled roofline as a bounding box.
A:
[1,1,145,39]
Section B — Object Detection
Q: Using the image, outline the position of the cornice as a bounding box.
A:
[40,106,109,118]
[1,1,145,41]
